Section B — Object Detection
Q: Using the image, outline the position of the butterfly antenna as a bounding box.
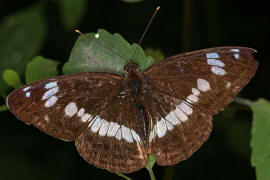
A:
[75,30,129,63]
[131,6,160,61]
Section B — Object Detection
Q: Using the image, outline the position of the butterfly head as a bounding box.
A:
[124,62,139,73]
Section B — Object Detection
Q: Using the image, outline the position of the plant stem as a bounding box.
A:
[147,167,156,180]
[234,97,254,107]
[116,172,132,180]
[145,154,157,180]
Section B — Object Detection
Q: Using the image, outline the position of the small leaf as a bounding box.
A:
[250,98,270,180]
[63,29,155,75]
[57,0,87,28]
[0,4,47,94]
[145,48,165,62]
[25,56,59,83]
[3,69,23,89]
[121,0,143,3]
[0,104,8,112]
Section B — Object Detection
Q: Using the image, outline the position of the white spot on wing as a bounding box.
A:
[174,107,188,122]
[121,125,133,143]
[234,54,240,60]
[44,115,49,121]
[45,81,57,89]
[211,66,226,76]
[131,129,142,143]
[81,113,91,122]
[25,92,31,98]
[23,86,31,91]
[231,48,240,52]
[192,88,200,96]
[165,120,174,131]
[99,121,110,136]
[207,59,225,67]
[157,118,167,138]
[187,94,198,103]
[226,82,231,88]
[45,96,58,107]
[107,122,120,137]
[197,79,210,92]
[166,111,181,126]
[179,102,193,115]
[91,117,103,133]
[64,102,78,117]
[115,129,122,140]
[77,108,85,117]
[206,52,219,58]
[42,86,59,100]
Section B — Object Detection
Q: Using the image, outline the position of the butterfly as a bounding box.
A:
[7,45,258,173]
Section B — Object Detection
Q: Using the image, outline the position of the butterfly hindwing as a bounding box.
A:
[142,89,212,165]
[76,96,148,173]
[143,47,258,165]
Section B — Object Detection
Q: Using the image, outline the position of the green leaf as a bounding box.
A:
[145,48,165,62]
[3,69,23,89]
[121,0,143,3]
[25,56,59,83]
[0,104,8,112]
[63,29,155,75]
[0,4,47,94]
[57,0,87,28]
[250,98,270,180]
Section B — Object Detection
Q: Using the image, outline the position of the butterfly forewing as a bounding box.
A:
[144,47,258,115]
[7,72,122,141]
[143,47,258,165]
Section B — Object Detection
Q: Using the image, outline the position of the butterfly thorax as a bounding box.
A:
[122,62,149,98]
[121,62,150,143]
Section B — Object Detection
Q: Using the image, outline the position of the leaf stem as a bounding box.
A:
[145,154,157,180]
[234,97,254,107]
[147,167,156,180]
[116,172,132,180]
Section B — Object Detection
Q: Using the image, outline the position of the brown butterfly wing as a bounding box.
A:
[75,95,148,173]
[7,72,121,141]
[143,47,258,165]
[142,89,212,165]
[7,72,147,173]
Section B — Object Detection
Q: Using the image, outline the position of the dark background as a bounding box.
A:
[0,0,269,179]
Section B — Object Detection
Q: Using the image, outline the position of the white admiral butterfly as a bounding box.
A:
[7,7,258,173]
